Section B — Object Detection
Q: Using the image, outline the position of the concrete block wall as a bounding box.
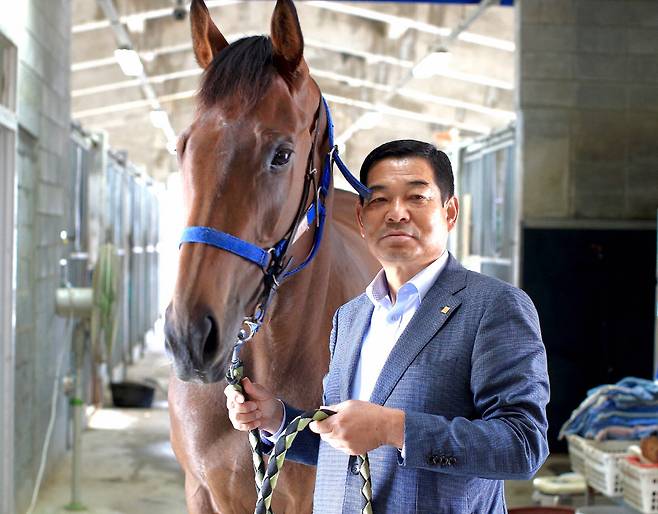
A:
[518,0,658,221]
[0,1,73,512]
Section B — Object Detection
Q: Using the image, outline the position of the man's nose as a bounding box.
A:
[385,198,410,223]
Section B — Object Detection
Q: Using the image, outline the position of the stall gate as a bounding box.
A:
[67,126,160,394]
[454,127,518,285]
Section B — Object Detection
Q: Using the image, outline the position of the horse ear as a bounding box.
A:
[270,0,305,81]
[190,0,229,69]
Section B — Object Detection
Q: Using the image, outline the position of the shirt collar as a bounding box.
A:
[365,250,449,309]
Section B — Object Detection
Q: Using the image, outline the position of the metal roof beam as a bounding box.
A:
[72,41,511,91]
[306,1,514,51]
[72,89,490,135]
[72,66,514,121]
[72,1,513,52]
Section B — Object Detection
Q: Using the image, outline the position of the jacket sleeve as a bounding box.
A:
[271,308,341,466]
[399,287,550,480]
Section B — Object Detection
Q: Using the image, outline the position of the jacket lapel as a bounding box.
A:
[368,255,467,406]
[339,296,374,402]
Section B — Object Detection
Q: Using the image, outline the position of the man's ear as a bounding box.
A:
[445,196,459,231]
[355,201,366,238]
[190,0,229,69]
[270,0,304,85]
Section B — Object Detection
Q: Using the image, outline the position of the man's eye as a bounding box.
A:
[410,195,426,201]
[368,197,385,204]
[271,149,292,168]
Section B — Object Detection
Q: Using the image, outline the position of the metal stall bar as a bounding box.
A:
[0,31,18,514]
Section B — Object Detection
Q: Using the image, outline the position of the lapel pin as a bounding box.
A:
[441,306,450,314]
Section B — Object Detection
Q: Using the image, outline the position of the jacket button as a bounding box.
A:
[428,454,439,465]
[439,456,449,467]
[350,463,360,475]
[449,457,457,466]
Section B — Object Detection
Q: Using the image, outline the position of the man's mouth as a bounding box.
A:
[382,231,414,239]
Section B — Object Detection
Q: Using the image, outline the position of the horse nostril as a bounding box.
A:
[202,315,220,365]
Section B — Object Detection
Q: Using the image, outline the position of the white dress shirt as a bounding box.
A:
[351,250,449,401]
[263,251,449,442]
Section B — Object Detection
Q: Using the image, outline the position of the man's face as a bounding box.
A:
[356,156,459,269]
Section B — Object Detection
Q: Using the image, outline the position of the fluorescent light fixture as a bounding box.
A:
[114,48,144,77]
[126,15,145,33]
[356,111,383,130]
[388,21,409,40]
[149,109,170,129]
[412,47,452,79]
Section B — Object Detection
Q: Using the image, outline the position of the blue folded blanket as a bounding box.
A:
[559,377,658,441]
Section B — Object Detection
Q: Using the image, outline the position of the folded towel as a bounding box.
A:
[559,377,658,440]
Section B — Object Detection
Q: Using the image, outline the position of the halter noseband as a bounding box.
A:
[179,97,369,335]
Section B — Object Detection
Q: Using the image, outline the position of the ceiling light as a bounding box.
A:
[412,47,452,79]
[149,109,170,129]
[141,51,156,63]
[114,48,144,77]
[356,111,383,130]
[387,21,409,40]
[126,15,145,33]
[345,77,362,88]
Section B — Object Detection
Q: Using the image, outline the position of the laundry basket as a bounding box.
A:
[620,456,658,513]
[568,435,590,476]
[583,439,636,497]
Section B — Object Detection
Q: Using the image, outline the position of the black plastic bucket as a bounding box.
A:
[110,381,155,408]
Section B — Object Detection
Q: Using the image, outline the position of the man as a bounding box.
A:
[225,140,549,513]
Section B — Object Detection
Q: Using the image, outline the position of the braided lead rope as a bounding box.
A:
[254,408,373,514]
[226,339,373,514]
[227,359,266,496]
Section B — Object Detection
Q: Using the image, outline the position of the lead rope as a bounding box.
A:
[225,323,373,514]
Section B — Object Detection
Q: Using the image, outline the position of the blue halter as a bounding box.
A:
[179,97,369,286]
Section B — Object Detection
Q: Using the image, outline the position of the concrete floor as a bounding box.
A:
[33,334,186,514]
[32,334,579,514]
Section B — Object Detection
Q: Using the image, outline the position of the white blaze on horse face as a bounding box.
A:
[357,156,459,278]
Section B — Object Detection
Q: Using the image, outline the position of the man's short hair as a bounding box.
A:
[359,139,454,204]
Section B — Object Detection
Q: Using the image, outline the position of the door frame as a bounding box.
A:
[0,30,17,514]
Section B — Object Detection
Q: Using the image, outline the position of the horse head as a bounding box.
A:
[164,0,325,383]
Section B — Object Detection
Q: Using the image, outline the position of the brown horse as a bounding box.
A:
[164,1,379,512]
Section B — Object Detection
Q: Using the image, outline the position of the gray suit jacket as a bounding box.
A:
[282,254,550,513]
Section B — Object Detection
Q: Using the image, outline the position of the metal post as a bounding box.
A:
[0,32,18,514]
[65,321,87,512]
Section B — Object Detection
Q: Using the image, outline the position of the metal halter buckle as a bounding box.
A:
[238,319,260,342]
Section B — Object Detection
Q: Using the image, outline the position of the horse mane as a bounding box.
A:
[199,35,276,108]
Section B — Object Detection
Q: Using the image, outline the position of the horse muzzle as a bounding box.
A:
[164,304,227,383]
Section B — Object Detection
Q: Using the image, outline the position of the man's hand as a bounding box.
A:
[309,400,404,455]
[224,378,284,434]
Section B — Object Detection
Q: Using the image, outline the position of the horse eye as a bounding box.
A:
[270,148,292,169]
